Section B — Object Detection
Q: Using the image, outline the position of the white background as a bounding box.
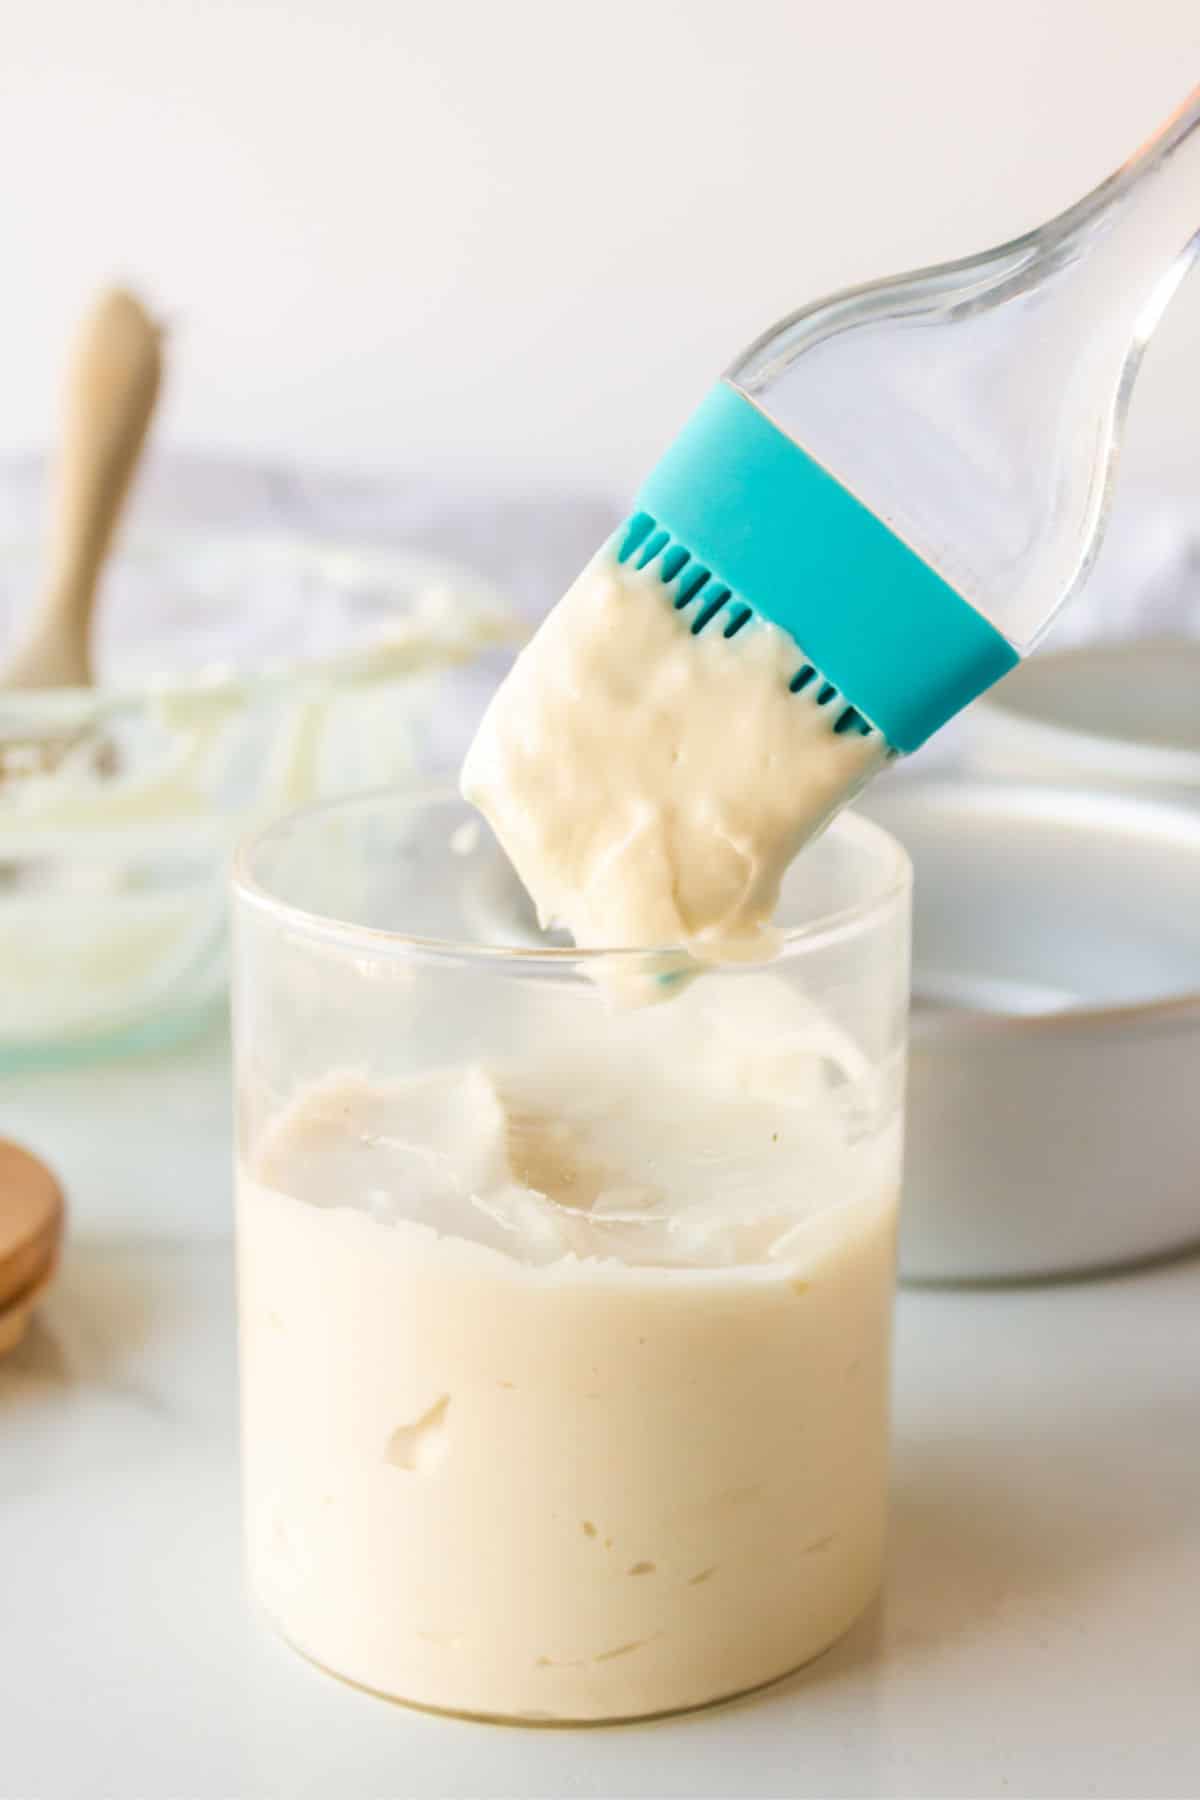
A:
[3,0,1200,495]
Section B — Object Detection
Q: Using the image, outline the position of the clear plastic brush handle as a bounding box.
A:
[730,86,1200,653]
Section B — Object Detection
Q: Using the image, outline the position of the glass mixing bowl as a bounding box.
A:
[0,529,516,1066]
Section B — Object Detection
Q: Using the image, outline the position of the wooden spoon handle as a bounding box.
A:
[40,289,163,681]
[49,288,164,630]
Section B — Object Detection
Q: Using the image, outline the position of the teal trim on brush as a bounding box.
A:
[629,382,1018,752]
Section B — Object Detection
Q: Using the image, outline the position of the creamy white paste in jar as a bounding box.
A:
[238,976,901,1721]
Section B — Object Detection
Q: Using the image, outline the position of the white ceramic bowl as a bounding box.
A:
[857,777,1200,1282]
[966,639,1200,798]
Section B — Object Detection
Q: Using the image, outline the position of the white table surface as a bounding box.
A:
[5,462,1200,1798]
[4,1019,1200,1800]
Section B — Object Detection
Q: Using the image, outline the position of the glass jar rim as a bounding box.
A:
[232,782,911,971]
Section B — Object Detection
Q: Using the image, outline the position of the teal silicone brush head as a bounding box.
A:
[623,382,1017,757]
[617,507,875,741]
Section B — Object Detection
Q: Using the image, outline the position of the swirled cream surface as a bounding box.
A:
[238,976,901,1720]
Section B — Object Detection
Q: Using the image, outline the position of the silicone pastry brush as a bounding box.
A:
[619,85,1200,769]
[464,87,1200,975]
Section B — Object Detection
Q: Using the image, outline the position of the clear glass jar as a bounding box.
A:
[232,788,910,1724]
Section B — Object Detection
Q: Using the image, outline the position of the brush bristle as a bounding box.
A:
[616,511,875,738]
